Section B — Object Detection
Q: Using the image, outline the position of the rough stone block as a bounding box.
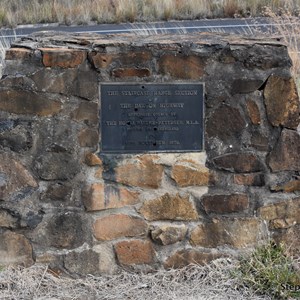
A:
[268,129,300,172]
[233,173,264,186]
[159,54,206,79]
[0,153,37,201]
[114,240,155,266]
[270,180,300,193]
[112,68,151,77]
[190,218,261,248]
[171,162,210,187]
[82,183,139,211]
[0,90,62,116]
[150,224,187,245]
[140,193,198,221]
[71,102,98,126]
[78,128,99,147]
[0,210,18,228]
[264,75,300,129]
[5,48,32,60]
[201,193,249,214]
[164,249,224,269]
[114,155,163,189]
[84,152,102,166]
[232,79,263,94]
[213,152,263,173]
[246,99,261,125]
[40,48,87,68]
[0,231,33,267]
[93,214,148,241]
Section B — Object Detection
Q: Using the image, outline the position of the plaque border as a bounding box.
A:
[99,82,205,154]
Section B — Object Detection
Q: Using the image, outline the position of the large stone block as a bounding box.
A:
[93,214,148,241]
[112,68,151,78]
[164,249,224,269]
[171,162,210,187]
[82,183,139,211]
[268,129,300,172]
[0,153,37,201]
[201,193,249,214]
[113,155,164,188]
[71,102,99,126]
[40,48,87,68]
[159,54,206,79]
[233,173,264,186]
[5,48,32,60]
[190,218,261,248]
[212,152,263,173]
[0,231,34,267]
[140,193,198,221]
[264,75,300,129]
[150,224,187,245]
[78,128,99,147]
[114,240,156,266]
[0,90,62,116]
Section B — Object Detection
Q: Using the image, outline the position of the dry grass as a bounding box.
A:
[0,258,273,300]
[0,0,299,27]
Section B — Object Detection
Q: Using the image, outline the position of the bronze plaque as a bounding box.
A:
[100,83,204,153]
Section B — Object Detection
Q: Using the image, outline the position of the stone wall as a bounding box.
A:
[0,32,299,275]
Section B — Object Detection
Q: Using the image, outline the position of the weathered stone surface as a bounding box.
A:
[258,198,300,226]
[201,194,249,214]
[0,90,62,116]
[33,213,87,249]
[90,51,151,69]
[213,152,263,173]
[78,128,98,147]
[114,156,163,188]
[112,68,150,78]
[0,153,37,201]
[269,218,296,229]
[150,224,187,245]
[190,218,261,248]
[268,129,300,172]
[93,244,118,274]
[64,249,101,275]
[273,225,300,257]
[159,55,206,79]
[0,210,18,228]
[271,180,300,193]
[71,102,98,126]
[0,231,34,267]
[140,193,198,221]
[264,75,300,129]
[246,99,261,125]
[250,131,269,151]
[232,79,263,94]
[233,173,264,186]
[84,152,102,166]
[40,183,72,203]
[93,214,148,241]
[164,249,224,269]
[171,162,210,187]
[82,183,139,211]
[34,152,80,180]
[40,48,87,68]
[115,240,155,266]
[5,48,32,60]
[206,105,246,145]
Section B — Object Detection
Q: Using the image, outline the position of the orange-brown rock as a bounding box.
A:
[93,214,148,241]
[264,75,300,129]
[112,68,151,77]
[234,173,264,186]
[271,180,300,193]
[115,156,163,188]
[5,48,32,60]
[164,249,224,269]
[40,48,87,68]
[171,163,210,187]
[190,218,261,248]
[150,224,187,245]
[246,99,261,125]
[201,193,249,214]
[257,198,300,226]
[159,54,206,79]
[0,231,34,267]
[0,90,62,116]
[140,193,198,221]
[82,183,140,211]
[78,128,98,147]
[115,240,155,265]
[85,152,102,166]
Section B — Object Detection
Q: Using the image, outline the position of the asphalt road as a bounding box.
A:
[0,17,278,39]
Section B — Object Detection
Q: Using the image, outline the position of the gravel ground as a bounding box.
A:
[0,258,272,300]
